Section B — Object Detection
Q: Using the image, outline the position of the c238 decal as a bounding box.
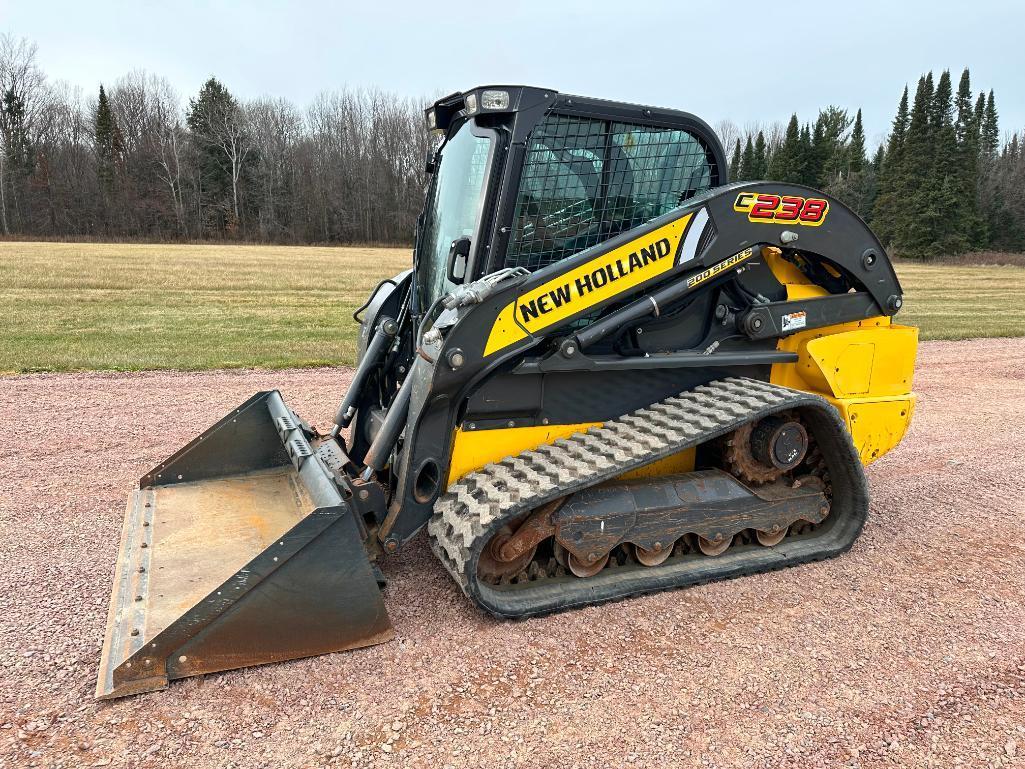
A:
[734,191,829,226]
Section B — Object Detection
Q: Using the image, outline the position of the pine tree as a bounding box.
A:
[729,138,742,180]
[872,144,885,172]
[825,107,873,217]
[752,131,767,179]
[94,86,120,193]
[953,69,983,246]
[980,90,999,161]
[768,114,803,183]
[954,70,976,148]
[1,88,33,171]
[738,136,755,181]
[188,77,255,234]
[872,86,909,245]
[806,106,852,187]
[848,109,866,173]
[809,116,827,187]
[978,89,1002,246]
[900,73,937,257]
[924,71,966,255]
[94,85,123,226]
[819,106,853,184]
[798,124,814,186]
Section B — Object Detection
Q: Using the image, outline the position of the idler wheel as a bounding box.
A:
[750,416,809,472]
[477,527,537,581]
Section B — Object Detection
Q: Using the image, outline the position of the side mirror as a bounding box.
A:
[425,148,437,175]
[447,236,471,285]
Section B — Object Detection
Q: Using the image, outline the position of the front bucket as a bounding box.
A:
[96,391,394,699]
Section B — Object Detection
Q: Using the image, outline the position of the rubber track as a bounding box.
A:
[428,377,869,619]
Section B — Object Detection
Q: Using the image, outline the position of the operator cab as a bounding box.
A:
[415,86,727,312]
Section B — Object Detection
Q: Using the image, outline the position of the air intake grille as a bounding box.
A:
[505,115,716,272]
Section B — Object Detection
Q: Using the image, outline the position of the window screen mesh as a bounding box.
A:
[505,115,715,271]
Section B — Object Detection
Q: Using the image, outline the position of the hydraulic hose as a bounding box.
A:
[328,316,397,438]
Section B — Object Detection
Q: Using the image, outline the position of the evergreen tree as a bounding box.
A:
[953,69,983,246]
[816,106,853,185]
[872,144,885,172]
[808,116,827,187]
[954,70,976,148]
[848,109,866,173]
[94,85,123,198]
[900,73,937,256]
[798,124,814,186]
[978,89,1002,245]
[729,138,741,180]
[752,131,767,179]
[738,136,755,181]
[1,87,35,230]
[980,90,999,160]
[188,77,256,234]
[825,108,872,217]
[924,71,966,254]
[872,86,909,244]
[768,114,803,183]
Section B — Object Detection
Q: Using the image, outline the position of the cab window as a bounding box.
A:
[506,115,714,272]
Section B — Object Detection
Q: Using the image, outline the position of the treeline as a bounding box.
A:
[2,32,1023,255]
[718,68,1023,257]
[0,35,431,243]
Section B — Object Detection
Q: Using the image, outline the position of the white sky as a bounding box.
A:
[3,0,1023,149]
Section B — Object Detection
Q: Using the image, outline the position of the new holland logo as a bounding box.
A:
[518,238,672,323]
[482,214,693,356]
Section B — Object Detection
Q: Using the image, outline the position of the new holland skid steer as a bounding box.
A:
[97,86,917,698]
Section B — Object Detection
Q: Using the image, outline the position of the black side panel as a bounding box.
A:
[462,367,769,429]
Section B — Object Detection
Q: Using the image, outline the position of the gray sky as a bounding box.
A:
[3,0,1023,148]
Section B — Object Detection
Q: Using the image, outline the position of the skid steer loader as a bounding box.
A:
[97,86,918,698]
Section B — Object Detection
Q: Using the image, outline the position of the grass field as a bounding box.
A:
[893,262,1025,340]
[1,241,1023,373]
[0,242,410,372]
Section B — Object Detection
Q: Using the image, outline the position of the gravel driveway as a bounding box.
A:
[1,339,1023,768]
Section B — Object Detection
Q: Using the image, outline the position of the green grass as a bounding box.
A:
[895,262,1025,340]
[0,242,410,372]
[0,242,1022,373]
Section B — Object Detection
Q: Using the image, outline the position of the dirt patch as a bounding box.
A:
[1,341,1023,768]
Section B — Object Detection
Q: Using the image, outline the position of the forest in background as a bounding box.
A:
[718,68,1024,257]
[1,34,1023,256]
[0,36,430,245]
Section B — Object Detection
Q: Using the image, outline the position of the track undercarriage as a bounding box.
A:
[429,378,867,618]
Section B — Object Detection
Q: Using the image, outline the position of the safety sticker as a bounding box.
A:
[781,311,807,332]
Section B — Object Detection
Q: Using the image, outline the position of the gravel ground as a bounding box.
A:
[1,338,1023,769]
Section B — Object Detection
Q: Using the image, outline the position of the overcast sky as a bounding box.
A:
[3,0,1023,148]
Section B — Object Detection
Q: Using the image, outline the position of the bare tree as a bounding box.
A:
[146,75,188,235]
[247,97,302,239]
[713,119,740,158]
[0,34,49,234]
